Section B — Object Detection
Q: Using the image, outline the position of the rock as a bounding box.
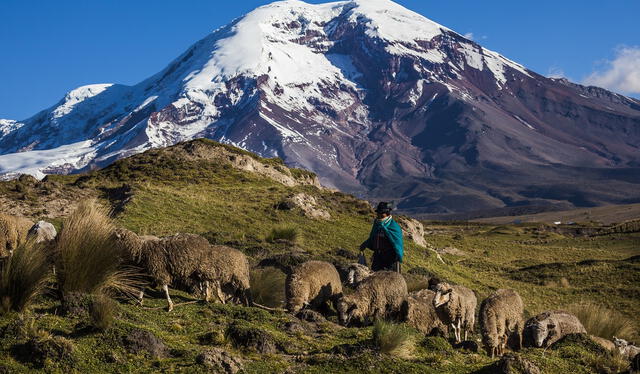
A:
[452,340,479,352]
[397,217,427,247]
[123,328,169,358]
[296,309,326,323]
[497,353,541,374]
[225,322,278,354]
[196,348,243,373]
[12,336,75,369]
[436,246,467,256]
[287,193,331,220]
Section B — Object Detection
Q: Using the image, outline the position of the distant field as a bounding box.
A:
[470,203,640,225]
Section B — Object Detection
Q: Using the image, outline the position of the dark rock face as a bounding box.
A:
[123,328,169,358]
[1,1,639,215]
[496,353,541,374]
[11,336,75,369]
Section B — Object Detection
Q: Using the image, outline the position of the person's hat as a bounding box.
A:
[375,201,393,214]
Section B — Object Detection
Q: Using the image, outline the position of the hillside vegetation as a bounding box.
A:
[0,139,638,373]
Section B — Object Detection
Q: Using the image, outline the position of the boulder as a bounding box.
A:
[123,328,169,358]
[196,347,243,374]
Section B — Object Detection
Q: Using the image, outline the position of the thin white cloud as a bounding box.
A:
[583,46,640,95]
[547,66,566,79]
[463,32,474,40]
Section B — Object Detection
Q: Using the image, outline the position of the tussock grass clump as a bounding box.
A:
[55,200,140,298]
[250,267,286,308]
[372,320,417,359]
[89,294,118,331]
[567,302,637,340]
[266,225,300,244]
[0,240,50,313]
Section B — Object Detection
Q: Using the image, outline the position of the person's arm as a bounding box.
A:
[359,239,370,251]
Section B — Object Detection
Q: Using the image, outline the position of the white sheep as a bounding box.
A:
[285,260,343,314]
[479,289,524,358]
[432,282,477,343]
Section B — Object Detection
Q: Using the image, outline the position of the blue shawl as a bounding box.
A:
[365,216,404,263]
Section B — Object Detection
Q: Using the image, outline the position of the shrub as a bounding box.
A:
[372,320,416,359]
[567,302,637,340]
[54,200,140,299]
[250,267,286,308]
[0,240,50,314]
[265,225,300,244]
[403,273,428,293]
[89,294,118,331]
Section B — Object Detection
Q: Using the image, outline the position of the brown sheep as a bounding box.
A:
[285,260,343,314]
[523,310,586,348]
[433,282,477,343]
[401,289,446,336]
[0,214,34,256]
[205,245,252,306]
[479,289,524,358]
[337,271,407,326]
[115,229,227,311]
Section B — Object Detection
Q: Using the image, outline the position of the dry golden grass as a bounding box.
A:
[0,239,50,313]
[54,200,141,299]
[265,225,301,244]
[89,294,118,331]
[250,267,286,308]
[372,320,417,359]
[567,302,637,341]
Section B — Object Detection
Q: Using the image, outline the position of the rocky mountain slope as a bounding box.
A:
[1,0,639,215]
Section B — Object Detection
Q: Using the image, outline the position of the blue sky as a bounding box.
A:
[1,0,639,120]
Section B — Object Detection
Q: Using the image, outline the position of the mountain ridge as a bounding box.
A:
[1,0,639,214]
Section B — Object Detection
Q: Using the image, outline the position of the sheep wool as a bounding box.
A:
[402,289,446,336]
[479,289,524,358]
[523,310,586,348]
[0,214,34,256]
[337,270,408,326]
[285,260,343,314]
[433,282,477,343]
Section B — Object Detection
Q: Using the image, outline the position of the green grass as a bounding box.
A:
[0,139,639,373]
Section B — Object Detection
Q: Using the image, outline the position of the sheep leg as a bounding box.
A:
[138,289,145,306]
[163,284,174,312]
[214,282,226,304]
[451,323,459,343]
[204,281,211,303]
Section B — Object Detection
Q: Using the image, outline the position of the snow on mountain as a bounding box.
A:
[1,0,639,214]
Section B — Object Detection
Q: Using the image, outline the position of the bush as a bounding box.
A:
[265,225,300,244]
[54,200,140,299]
[250,267,286,308]
[567,302,637,340]
[90,294,118,331]
[0,240,50,314]
[372,320,416,359]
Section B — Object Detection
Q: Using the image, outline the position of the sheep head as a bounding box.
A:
[346,264,371,286]
[113,228,144,262]
[433,283,453,308]
[531,321,555,348]
[337,295,359,326]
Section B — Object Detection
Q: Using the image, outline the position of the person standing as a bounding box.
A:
[359,202,404,272]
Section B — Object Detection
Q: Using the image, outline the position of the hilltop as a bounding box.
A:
[0,139,638,373]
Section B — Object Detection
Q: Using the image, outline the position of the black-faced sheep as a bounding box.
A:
[613,337,640,361]
[115,229,251,311]
[337,271,407,326]
[401,289,446,336]
[285,260,343,314]
[522,310,586,348]
[432,282,477,343]
[0,214,34,256]
[479,289,524,358]
[345,263,373,287]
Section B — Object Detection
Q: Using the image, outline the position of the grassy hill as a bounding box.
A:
[0,139,638,373]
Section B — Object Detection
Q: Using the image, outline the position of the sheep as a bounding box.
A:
[479,289,524,358]
[432,282,477,343]
[0,214,34,256]
[401,289,446,336]
[204,245,252,306]
[27,221,57,243]
[522,310,586,348]
[337,271,407,326]
[285,260,343,315]
[115,228,251,311]
[345,263,373,287]
[613,337,640,361]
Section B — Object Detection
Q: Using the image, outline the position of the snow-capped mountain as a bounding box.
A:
[1,0,640,214]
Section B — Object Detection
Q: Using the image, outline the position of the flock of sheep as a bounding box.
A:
[1,213,639,366]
